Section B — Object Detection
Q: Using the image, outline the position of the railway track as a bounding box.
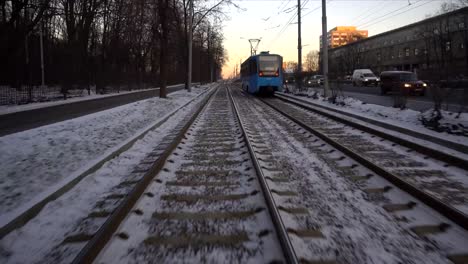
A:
[4,83,467,263]
[243,89,467,263]
[0,87,212,240]
[80,84,468,263]
[8,87,217,263]
[264,93,468,231]
[83,86,292,263]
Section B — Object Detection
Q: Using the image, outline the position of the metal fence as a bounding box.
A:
[0,84,152,106]
[0,86,89,105]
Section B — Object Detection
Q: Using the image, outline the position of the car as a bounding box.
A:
[284,76,295,84]
[352,69,379,86]
[379,71,427,96]
[309,75,324,86]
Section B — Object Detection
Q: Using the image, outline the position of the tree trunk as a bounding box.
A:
[158,0,169,98]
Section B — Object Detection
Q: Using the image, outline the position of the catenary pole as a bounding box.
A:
[187,0,193,92]
[297,0,302,91]
[322,0,329,97]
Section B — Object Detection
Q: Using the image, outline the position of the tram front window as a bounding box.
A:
[259,56,280,76]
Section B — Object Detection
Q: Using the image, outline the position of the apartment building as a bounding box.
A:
[324,7,468,81]
[320,26,368,49]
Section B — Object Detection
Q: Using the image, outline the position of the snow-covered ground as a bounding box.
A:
[0,85,209,218]
[0,86,212,263]
[282,91,468,147]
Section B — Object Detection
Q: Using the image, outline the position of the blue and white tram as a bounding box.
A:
[240,52,283,95]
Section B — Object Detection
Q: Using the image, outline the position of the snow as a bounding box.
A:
[0,87,211,264]
[278,91,468,148]
[231,88,465,263]
[0,84,183,116]
[0,85,208,218]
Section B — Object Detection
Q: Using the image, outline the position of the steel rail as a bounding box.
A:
[0,87,213,240]
[274,93,468,171]
[71,87,218,264]
[260,96,468,231]
[227,87,299,264]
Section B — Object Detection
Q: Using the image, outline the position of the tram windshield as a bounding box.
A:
[259,55,280,73]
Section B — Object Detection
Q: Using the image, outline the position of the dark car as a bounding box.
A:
[379,71,427,96]
[284,76,295,84]
[312,75,324,85]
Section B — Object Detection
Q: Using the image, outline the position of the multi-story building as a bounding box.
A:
[320,26,368,49]
[324,7,468,81]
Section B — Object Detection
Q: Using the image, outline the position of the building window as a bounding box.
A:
[446,41,451,51]
[424,49,428,55]
[377,53,381,61]
[415,48,419,56]
[405,48,410,57]
[459,22,465,29]
[398,50,403,58]
[434,28,439,35]
[391,54,395,59]
[461,43,465,49]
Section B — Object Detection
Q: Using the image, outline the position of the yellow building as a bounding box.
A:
[320,26,368,49]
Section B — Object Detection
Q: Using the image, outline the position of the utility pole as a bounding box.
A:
[297,0,302,91]
[187,0,193,92]
[322,0,329,97]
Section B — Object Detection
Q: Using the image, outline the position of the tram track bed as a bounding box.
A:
[230,86,468,263]
[2,83,468,264]
[261,97,468,223]
[96,86,284,263]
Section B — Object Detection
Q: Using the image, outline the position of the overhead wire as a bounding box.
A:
[356,0,425,28]
[352,1,392,24]
[268,0,314,49]
[360,0,436,28]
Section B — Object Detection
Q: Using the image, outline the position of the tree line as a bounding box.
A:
[0,0,231,98]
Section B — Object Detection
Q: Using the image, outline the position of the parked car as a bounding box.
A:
[352,69,379,86]
[379,71,427,96]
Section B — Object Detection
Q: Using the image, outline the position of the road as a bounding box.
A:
[0,85,185,136]
[299,83,467,112]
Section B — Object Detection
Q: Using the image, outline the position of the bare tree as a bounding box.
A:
[304,50,319,73]
[0,0,228,105]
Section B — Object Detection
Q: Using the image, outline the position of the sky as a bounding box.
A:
[220,0,449,78]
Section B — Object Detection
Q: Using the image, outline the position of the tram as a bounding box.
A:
[240,52,283,95]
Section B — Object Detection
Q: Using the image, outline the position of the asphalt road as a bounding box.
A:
[299,83,467,112]
[0,85,185,137]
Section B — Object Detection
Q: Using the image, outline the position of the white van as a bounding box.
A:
[352,69,380,86]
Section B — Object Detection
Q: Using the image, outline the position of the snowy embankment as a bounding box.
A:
[0,85,213,264]
[0,85,209,217]
[284,91,468,148]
